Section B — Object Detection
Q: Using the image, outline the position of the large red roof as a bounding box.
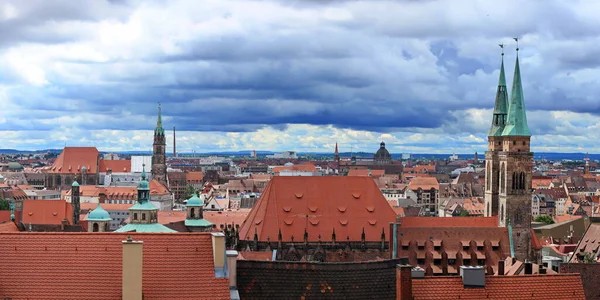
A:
[410,274,585,299]
[50,147,99,174]
[99,159,131,173]
[22,199,73,225]
[240,176,397,242]
[400,216,498,228]
[0,232,230,299]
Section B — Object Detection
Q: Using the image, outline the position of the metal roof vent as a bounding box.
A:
[459,265,485,288]
[411,266,425,279]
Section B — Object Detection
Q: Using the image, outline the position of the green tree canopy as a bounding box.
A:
[459,210,470,217]
[0,199,10,210]
[534,215,554,224]
[183,185,196,201]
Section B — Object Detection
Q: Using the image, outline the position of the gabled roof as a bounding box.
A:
[50,147,99,174]
[240,176,397,242]
[99,159,131,173]
[0,232,230,299]
[22,199,72,225]
[272,163,317,173]
[407,176,440,191]
[570,223,600,263]
[411,274,585,299]
[150,179,170,194]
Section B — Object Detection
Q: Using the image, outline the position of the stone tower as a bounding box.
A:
[334,142,340,169]
[152,103,168,187]
[497,47,533,261]
[484,50,508,218]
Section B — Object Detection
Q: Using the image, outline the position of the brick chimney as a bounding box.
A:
[226,250,240,299]
[212,232,226,277]
[122,236,143,300]
[396,265,413,300]
[524,261,533,275]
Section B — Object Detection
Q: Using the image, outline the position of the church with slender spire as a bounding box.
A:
[484,41,534,262]
[152,103,168,187]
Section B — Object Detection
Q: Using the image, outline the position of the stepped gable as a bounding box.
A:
[0,232,230,300]
[239,176,397,242]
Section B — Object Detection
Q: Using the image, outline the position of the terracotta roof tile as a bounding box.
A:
[0,232,230,299]
[99,159,131,173]
[186,171,204,182]
[149,179,170,194]
[205,209,251,228]
[50,147,99,174]
[411,274,585,299]
[407,176,439,190]
[22,199,72,225]
[272,163,317,173]
[400,216,498,228]
[0,222,19,232]
[240,176,396,242]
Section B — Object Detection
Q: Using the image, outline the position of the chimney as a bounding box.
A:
[226,250,240,299]
[459,266,485,288]
[212,232,226,277]
[538,264,546,274]
[411,266,425,279]
[396,265,413,300]
[72,184,80,225]
[122,236,143,300]
[524,261,533,275]
[173,126,177,158]
[498,259,505,276]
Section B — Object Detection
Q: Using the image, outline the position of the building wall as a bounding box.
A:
[237,259,401,300]
[560,263,600,300]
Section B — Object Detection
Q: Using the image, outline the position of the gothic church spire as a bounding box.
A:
[502,41,531,137]
[488,44,509,137]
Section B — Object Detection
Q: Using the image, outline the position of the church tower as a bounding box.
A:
[484,47,508,218]
[499,44,533,261]
[152,103,168,187]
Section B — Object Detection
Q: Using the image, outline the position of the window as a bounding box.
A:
[190,208,196,218]
[93,223,99,232]
[142,213,146,221]
[133,213,138,220]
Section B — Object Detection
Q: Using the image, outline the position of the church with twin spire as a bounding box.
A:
[484,42,534,261]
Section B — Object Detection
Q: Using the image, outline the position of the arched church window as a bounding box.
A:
[520,172,526,190]
[500,167,505,193]
[500,204,504,223]
[512,173,516,190]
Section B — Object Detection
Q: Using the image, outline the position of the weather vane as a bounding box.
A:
[499,43,504,56]
[513,37,519,52]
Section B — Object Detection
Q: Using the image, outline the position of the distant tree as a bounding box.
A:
[534,215,555,224]
[0,199,10,210]
[459,210,470,217]
[183,185,196,201]
[582,251,597,263]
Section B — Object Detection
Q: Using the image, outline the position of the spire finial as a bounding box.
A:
[513,37,519,53]
[141,163,146,180]
[499,43,504,56]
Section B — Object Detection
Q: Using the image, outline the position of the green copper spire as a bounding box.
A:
[488,44,509,137]
[154,103,165,135]
[502,44,531,137]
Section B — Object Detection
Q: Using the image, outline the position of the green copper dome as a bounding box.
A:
[186,194,203,207]
[138,165,150,190]
[72,181,80,187]
[87,204,112,221]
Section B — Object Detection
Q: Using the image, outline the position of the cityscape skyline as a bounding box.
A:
[2,0,600,153]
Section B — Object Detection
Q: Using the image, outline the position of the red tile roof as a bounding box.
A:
[410,274,585,299]
[407,176,439,190]
[80,202,133,211]
[272,163,317,173]
[348,169,385,177]
[49,147,99,174]
[240,176,397,242]
[204,209,251,228]
[0,232,230,299]
[150,179,170,195]
[98,159,131,172]
[22,199,73,225]
[186,171,204,183]
[400,216,498,228]
[0,222,19,232]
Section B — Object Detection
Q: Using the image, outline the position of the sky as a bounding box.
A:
[1,0,600,154]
